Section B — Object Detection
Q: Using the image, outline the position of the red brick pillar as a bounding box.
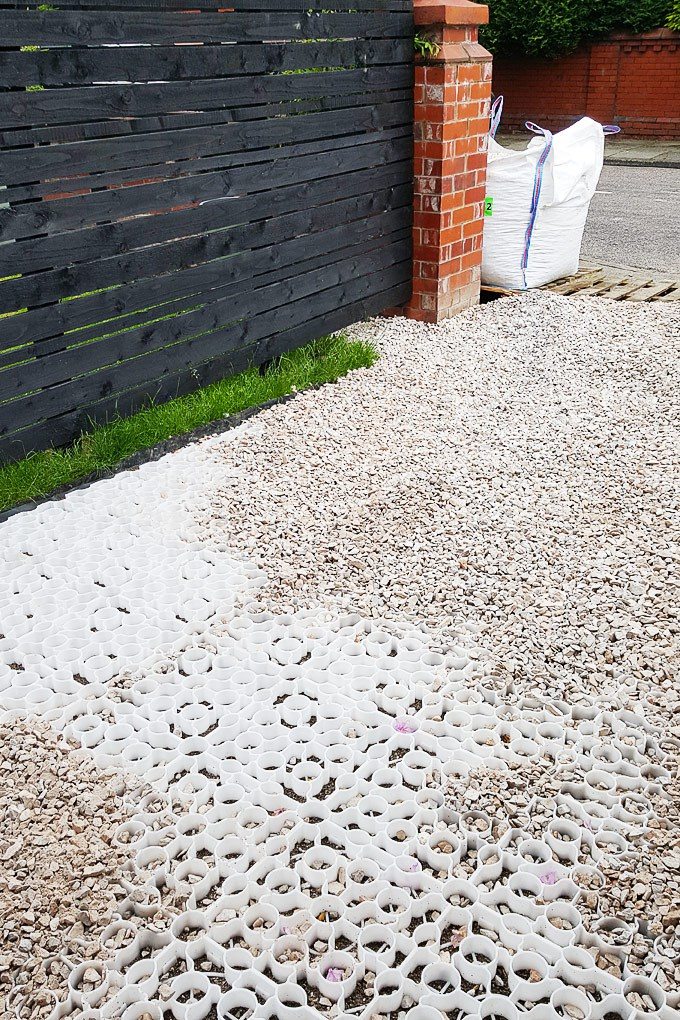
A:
[406,0,492,322]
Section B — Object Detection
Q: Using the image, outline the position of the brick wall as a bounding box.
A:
[492,29,680,139]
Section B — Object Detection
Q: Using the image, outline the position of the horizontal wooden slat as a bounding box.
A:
[0,65,411,132]
[0,39,411,88]
[1,11,411,47]
[5,1,410,9]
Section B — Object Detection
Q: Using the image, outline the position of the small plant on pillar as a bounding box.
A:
[414,33,441,59]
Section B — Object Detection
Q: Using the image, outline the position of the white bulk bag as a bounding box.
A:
[481,99,618,290]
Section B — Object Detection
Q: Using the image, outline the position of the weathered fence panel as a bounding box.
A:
[0,0,413,461]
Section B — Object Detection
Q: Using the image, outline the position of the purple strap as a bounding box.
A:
[490,96,504,139]
[521,121,553,289]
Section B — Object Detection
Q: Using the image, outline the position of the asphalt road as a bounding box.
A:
[582,165,680,275]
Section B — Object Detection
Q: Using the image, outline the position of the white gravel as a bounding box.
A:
[1,290,679,1019]
[196,289,680,997]
[200,291,680,710]
[0,719,178,1020]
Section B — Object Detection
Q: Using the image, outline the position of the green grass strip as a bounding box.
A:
[0,333,377,514]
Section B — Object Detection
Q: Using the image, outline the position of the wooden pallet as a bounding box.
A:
[482,262,680,303]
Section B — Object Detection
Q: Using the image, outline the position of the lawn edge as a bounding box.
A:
[0,391,298,525]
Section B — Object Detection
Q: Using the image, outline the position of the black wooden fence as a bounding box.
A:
[0,0,413,461]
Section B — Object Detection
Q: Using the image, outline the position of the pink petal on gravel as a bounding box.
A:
[326,968,345,982]
[393,718,417,733]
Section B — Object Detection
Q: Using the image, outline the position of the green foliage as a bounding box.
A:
[0,334,378,512]
[414,33,441,60]
[668,0,680,30]
[481,0,674,58]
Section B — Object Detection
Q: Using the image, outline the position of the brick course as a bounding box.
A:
[493,29,680,139]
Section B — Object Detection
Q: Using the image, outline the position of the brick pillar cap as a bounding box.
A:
[414,0,489,27]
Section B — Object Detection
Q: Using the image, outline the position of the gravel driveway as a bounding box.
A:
[1,292,678,1020]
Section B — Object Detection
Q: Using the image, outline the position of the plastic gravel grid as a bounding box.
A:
[0,442,676,1020]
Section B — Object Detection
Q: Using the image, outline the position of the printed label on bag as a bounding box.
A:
[484,197,494,217]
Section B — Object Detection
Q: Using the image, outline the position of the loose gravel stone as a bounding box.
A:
[0,719,181,1020]
[1,291,678,1018]
[198,294,679,715]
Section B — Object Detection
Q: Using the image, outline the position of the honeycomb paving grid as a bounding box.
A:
[2,603,675,1020]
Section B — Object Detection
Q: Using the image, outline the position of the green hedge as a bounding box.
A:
[668,0,680,30]
[481,0,674,59]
